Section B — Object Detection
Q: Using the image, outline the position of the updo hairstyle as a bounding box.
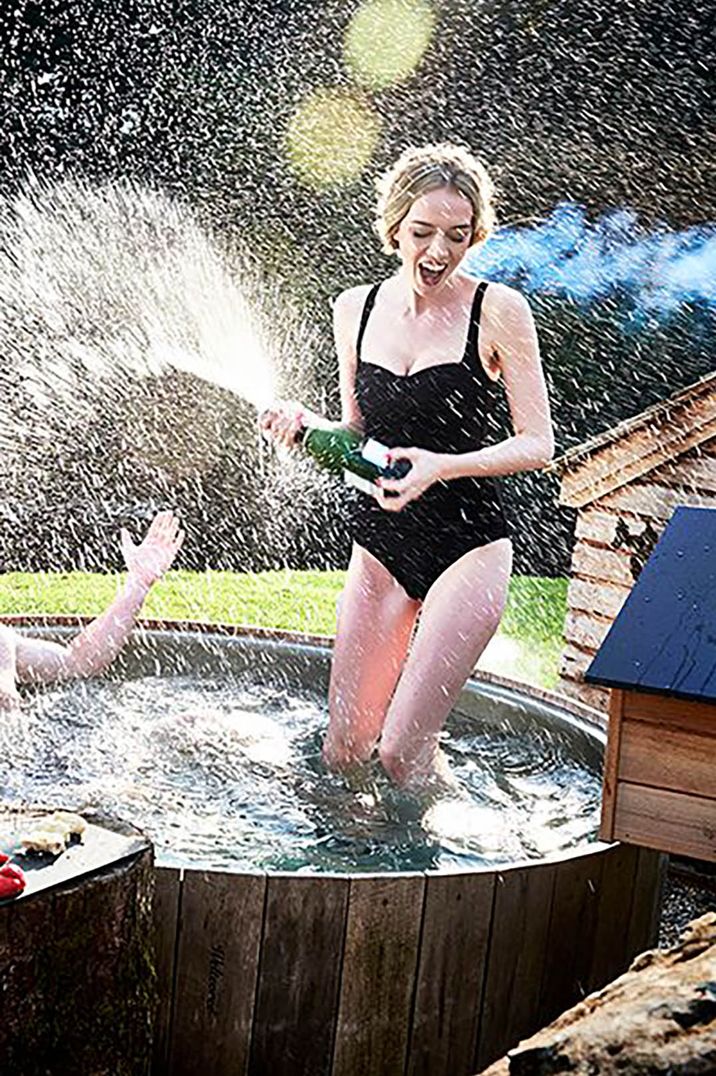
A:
[375,142,496,255]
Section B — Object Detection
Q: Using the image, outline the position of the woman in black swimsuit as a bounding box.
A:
[261,143,554,788]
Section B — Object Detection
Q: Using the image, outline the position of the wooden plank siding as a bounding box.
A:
[556,387,716,509]
[599,686,715,862]
[563,609,615,652]
[619,718,716,798]
[575,509,653,547]
[622,691,715,733]
[473,860,556,1072]
[536,850,606,1028]
[626,848,667,958]
[567,577,631,620]
[557,432,716,710]
[571,543,635,587]
[331,875,425,1076]
[614,783,716,861]
[152,867,182,1076]
[600,480,716,521]
[586,842,643,992]
[599,690,625,840]
[250,874,349,1076]
[152,847,662,1076]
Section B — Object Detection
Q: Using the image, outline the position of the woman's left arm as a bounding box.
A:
[378,286,554,510]
[440,284,554,480]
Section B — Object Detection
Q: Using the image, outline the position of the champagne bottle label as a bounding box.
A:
[343,471,379,497]
[361,438,391,468]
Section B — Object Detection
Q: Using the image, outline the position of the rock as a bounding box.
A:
[478,913,716,1075]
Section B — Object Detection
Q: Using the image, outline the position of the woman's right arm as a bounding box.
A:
[334,285,368,433]
[259,286,367,446]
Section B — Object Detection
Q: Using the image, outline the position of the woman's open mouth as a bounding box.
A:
[418,261,447,287]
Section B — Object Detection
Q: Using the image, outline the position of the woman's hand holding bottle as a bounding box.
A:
[258,400,308,449]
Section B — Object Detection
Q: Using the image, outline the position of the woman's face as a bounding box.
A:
[394,185,474,296]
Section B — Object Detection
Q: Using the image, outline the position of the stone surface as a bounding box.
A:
[479,913,716,1075]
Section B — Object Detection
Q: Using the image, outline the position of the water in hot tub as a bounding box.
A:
[0,672,602,873]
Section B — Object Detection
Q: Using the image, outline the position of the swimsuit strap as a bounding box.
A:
[355,284,381,361]
[463,280,489,372]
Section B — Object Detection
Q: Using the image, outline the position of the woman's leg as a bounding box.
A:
[378,538,513,786]
[323,544,420,769]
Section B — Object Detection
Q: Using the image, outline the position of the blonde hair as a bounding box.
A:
[375,142,495,255]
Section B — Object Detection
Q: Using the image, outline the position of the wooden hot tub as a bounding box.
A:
[2,618,665,1075]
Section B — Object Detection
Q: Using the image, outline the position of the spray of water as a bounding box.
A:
[0,173,337,572]
[0,174,280,451]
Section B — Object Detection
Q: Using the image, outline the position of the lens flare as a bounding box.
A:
[285,88,381,189]
[344,0,436,90]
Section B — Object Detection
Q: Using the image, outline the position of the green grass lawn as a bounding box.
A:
[0,569,568,689]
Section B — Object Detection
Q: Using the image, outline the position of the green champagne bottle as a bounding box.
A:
[298,425,411,490]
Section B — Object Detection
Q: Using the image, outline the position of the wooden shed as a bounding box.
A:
[550,372,716,714]
[583,505,716,863]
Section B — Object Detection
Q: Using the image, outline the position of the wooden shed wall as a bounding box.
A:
[559,438,716,713]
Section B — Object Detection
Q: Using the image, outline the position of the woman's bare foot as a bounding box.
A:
[400,748,466,804]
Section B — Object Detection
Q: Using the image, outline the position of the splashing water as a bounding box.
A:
[0,667,602,873]
[0,173,337,573]
[0,174,289,457]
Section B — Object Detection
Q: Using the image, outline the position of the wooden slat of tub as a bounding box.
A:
[169,870,266,1076]
[586,842,641,993]
[537,850,606,1028]
[331,875,425,1076]
[249,874,349,1076]
[406,870,495,1076]
[615,782,716,862]
[626,846,667,961]
[474,860,556,1073]
[152,867,181,1076]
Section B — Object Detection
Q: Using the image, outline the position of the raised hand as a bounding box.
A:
[120,510,184,589]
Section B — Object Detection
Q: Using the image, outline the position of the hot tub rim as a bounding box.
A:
[0,613,606,731]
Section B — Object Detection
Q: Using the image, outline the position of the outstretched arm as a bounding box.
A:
[15,511,183,685]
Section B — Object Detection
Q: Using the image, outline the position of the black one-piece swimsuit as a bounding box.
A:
[349,279,509,601]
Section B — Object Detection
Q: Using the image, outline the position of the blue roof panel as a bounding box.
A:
[585,506,716,702]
